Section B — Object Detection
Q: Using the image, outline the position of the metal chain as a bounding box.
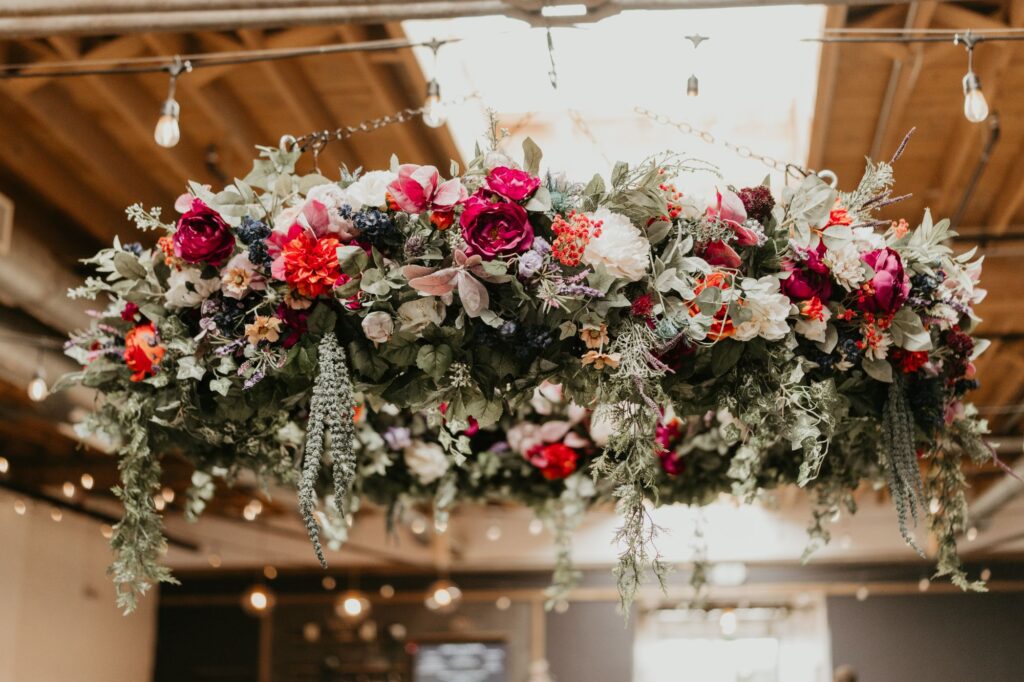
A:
[635,106,816,182]
[283,93,480,163]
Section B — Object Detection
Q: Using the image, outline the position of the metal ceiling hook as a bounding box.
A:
[817,169,838,188]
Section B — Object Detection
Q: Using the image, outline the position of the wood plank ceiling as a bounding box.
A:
[1,2,1023,564]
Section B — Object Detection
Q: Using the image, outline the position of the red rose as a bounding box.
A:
[485,166,541,201]
[525,442,579,481]
[172,198,236,266]
[460,191,534,259]
[859,248,910,314]
[124,323,165,382]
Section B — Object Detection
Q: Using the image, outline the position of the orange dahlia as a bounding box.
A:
[279,230,342,299]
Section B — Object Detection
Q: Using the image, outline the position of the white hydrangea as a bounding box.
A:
[582,208,650,282]
[823,243,866,291]
[346,170,396,209]
[403,441,449,485]
[734,277,791,342]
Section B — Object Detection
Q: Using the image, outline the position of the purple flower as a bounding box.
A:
[384,426,412,451]
[173,198,236,266]
[485,166,541,201]
[460,191,534,259]
[860,247,910,313]
[518,250,544,278]
[782,243,832,301]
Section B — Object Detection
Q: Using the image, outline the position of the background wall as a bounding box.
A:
[0,489,157,682]
[827,592,1024,682]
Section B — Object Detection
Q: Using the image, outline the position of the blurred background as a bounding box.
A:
[1,1,1024,680]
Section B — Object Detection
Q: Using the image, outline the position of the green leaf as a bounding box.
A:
[523,137,543,176]
[862,357,893,383]
[646,220,672,245]
[821,225,853,251]
[611,161,629,188]
[416,344,453,380]
[524,186,552,212]
[209,377,232,396]
[711,340,744,377]
[175,356,205,381]
[305,304,337,337]
[890,307,933,351]
[113,251,147,280]
[337,244,369,276]
[380,331,420,367]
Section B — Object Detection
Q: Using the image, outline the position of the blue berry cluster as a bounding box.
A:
[837,336,863,365]
[340,205,396,247]
[209,296,249,333]
[515,325,554,359]
[122,242,144,256]
[236,216,272,266]
[910,272,943,295]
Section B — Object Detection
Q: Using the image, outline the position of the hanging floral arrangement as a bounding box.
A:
[59,132,991,613]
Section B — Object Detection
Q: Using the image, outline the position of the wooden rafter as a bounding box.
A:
[807,5,848,171]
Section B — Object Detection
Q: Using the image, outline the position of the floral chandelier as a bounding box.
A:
[60,129,990,613]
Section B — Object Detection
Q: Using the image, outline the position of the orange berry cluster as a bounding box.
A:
[551,211,602,266]
[658,181,685,222]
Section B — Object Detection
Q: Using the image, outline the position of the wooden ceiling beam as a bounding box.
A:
[232,29,352,174]
[45,35,218,188]
[933,3,1009,32]
[869,2,938,161]
[336,24,435,165]
[806,5,848,171]
[0,99,126,243]
[140,32,261,171]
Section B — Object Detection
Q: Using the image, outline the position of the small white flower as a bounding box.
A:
[403,441,449,485]
[305,183,359,239]
[347,170,396,209]
[507,423,542,454]
[582,209,650,282]
[165,268,219,309]
[796,317,829,343]
[823,244,865,291]
[734,279,790,341]
[361,311,394,344]
[220,253,265,300]
[272,204,304,234]
[852,226,885,252]
[865,332,893,361]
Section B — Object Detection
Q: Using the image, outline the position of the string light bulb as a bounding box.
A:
[424,578,462,614]
[154,58,192,148]
[956,32,989,123]
[27,366,48,402]
[241,584,276,616]
[421,40,446,129]
[686,74,699,98]
[335,590,372,623]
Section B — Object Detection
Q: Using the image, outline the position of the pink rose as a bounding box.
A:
[782,243,833,302]
[460,192,534,258]
[859,247,910,313]
[387,164,467,214]
[485,167,541,201]
[172,198,236,266]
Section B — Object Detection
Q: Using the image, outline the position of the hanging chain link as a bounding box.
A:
[282,93,481,165]
[635,106,817,182]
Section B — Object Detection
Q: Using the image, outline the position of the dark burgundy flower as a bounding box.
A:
[460,191,534,258]
[274,303,310,349]
[737,186,775,222]
[485,166,541,201]
[173,198,236,266]
[782,243,832,302]
[858,247,910,314]
[121,302,140,322]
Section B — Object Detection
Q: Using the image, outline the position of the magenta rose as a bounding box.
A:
[173,198,235,266]
[860,247,910,313]
[485,166,541,202]
[782,243,832,301]
[460,192,534,258]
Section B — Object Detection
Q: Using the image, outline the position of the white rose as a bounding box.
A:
[272,204,303,233]
[733,289,791,342]
[396,298,446,334]
[347,171,396,209]
[305,183,359,239]
[582,209,650,281]
[165,268,220,309]
[403,441,449,485]
[361,311,394,344]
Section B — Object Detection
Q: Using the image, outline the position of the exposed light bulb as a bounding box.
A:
[379,584,395,599]
[719,609,738,637]
[27,372,48,402]
[62,481,76,498]
[242,584,276,616]
[856,585,869,602]
[14,499,27,515]
[529,518,544,535]
[154,99,181,148]
[80,473,94,490]
[424,579,462,613]
[486,524,502,541]
[686,74,699,98]
[0,456,8,474]
[962,72,989,123]
[422,79,446,129]
[335,590,372,622]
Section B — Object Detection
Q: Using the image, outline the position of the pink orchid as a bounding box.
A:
[401,250,502,318]
[702,188,760,268]
[388,164,467,215]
